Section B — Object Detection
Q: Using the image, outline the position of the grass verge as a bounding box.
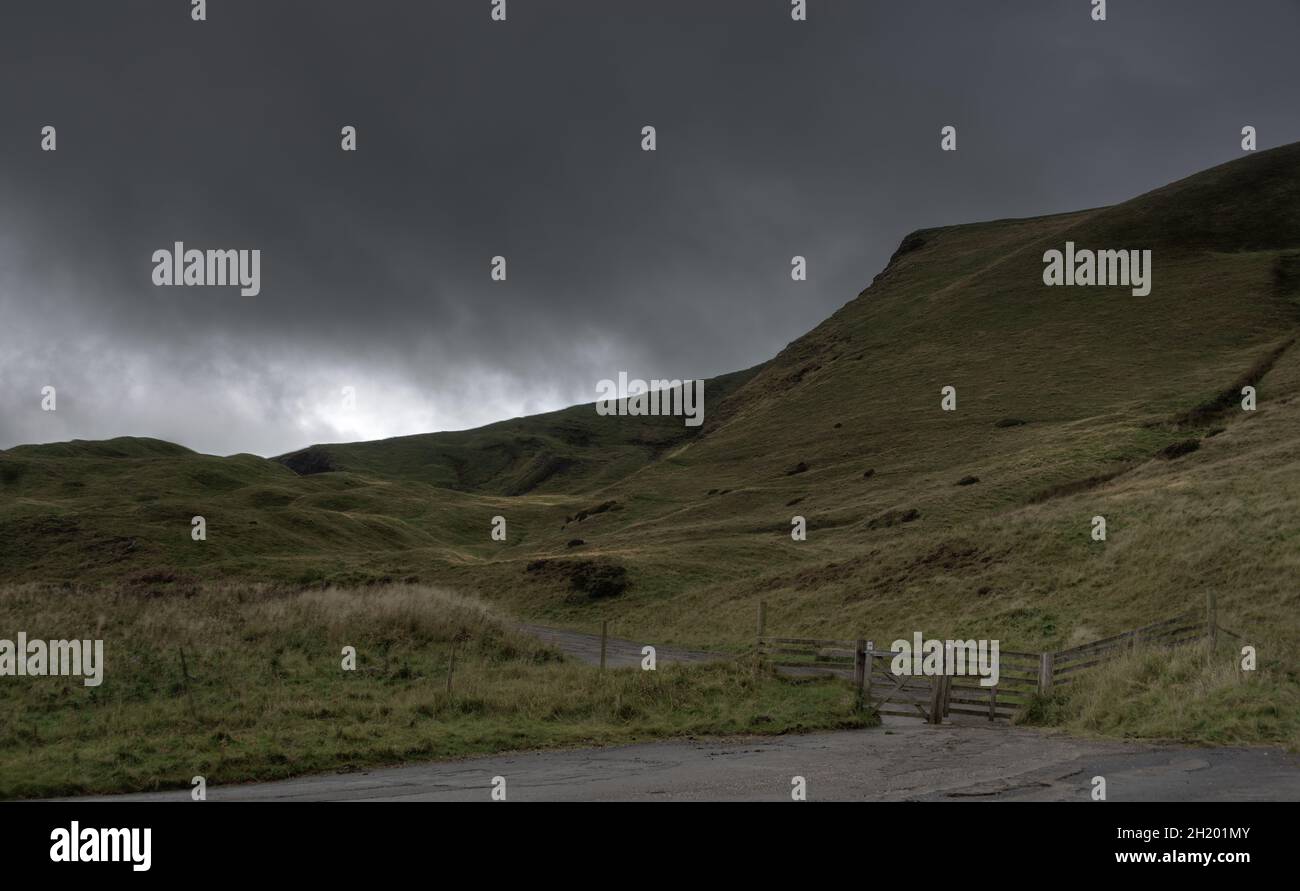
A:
[1015,639,1300,750]
[0,583,873,799]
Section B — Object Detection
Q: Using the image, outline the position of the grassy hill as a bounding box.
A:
[4,144,1299,754]
[273,365,760,495]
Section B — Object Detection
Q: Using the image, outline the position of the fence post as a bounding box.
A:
[1038,651,1054,695]
[446,641,457,694]
[942,642,953,718]
[599,620,608,671]
[853,638,865,710]
[1206,591,1218,651]
[178,646,200,722]
[928,675,943,724]
[754,601,767,677]
[864,639,874,708]
[988,685,997,722]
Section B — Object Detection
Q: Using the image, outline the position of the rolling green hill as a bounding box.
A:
[4,144,1299,750]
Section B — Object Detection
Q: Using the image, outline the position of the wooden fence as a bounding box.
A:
[1042,609,1205,692]
[755,593,1221,723]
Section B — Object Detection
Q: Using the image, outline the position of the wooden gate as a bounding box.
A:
[863,647,942,721]
[862,646,1035,722]
[940,648,1039,721]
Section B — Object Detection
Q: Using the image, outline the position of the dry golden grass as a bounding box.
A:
[1019,639,1300,751]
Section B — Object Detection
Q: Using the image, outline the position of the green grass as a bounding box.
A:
[0,583,872,799]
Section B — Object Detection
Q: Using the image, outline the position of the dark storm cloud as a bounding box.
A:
[2,0,1299,455]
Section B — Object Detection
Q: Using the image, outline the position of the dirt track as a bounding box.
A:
[512,622,723,667]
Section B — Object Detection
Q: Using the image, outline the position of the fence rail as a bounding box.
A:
[755,593,1222,723]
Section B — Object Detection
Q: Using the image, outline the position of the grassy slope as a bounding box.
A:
[3,144,1299,750]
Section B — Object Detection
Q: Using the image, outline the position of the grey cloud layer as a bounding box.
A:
[2,0,1298,454]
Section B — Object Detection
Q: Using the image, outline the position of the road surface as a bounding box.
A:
[68,720,1300,802]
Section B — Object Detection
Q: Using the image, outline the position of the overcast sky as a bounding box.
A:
[2,0,1298,457]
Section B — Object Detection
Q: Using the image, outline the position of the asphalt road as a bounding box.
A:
[70,719,1300,802]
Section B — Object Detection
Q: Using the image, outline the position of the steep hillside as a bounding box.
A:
[514,143,1300,655]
